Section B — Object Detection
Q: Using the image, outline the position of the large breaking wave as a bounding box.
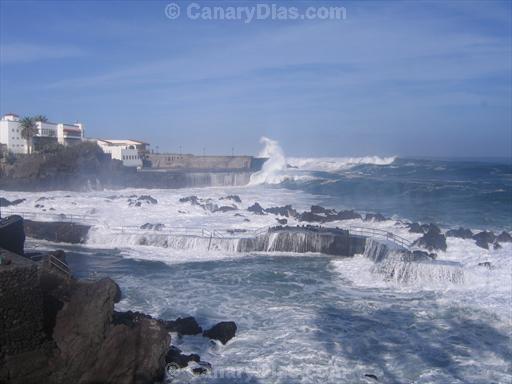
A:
[249,136,396,185]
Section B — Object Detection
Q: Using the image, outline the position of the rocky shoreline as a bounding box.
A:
[0,217,237,384]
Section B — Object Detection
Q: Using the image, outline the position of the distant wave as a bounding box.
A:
[249,136,396,185]
[287,156,397,173]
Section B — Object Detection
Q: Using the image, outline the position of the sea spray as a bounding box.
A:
[249,137,288,185]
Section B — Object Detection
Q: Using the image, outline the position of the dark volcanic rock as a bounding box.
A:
[203,321,237,345]
[51,278,170,384]
[333,210,362,221]
[248,202,265,215]
[276,218,288,225]
[297,211,326,223]
[473,231,496,249]
[493,242,502,250]
[412,224,447,252]
[140,223,165,231]
[412,250,437,260]
[265,205,298,218]
[310,205,336,215]
[497,231,512,243]
[24,220,90,244]
[165,346,200,368]
[221,195,242,203]
[446,227,474,239]
[165,316,202,335]
[364,213,387,222]
[478,262,492,269]
[0,215,25,255]
[138,195,158,204]
[216,205,238,213]
[407,222,427,234]
[179,196,201,205]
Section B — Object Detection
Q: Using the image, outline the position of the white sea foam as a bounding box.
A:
[287,156,397,173]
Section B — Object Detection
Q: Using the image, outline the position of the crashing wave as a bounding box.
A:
[287,156,397,173]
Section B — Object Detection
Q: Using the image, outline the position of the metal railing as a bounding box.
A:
[348,226,412,249]
[1,210,97,224]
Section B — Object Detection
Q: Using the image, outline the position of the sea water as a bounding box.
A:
[3,150,512,383]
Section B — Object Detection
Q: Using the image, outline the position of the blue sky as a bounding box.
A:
[0,0,510,157]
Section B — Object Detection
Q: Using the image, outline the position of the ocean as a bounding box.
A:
[2,147,511,383]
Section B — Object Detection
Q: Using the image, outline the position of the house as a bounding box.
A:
[0,113,84,154]
[96,139,149,167]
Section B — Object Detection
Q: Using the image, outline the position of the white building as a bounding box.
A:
[0,113,84,154]
[0,114,27,154]
[96,139,147,168]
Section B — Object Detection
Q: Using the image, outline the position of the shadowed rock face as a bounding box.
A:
[0,215,25,255]
[203,322,237,345]
[1,274,171,384]
[412,224,447,252]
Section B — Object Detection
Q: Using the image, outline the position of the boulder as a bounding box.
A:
[473,231,496,249]
[165,316,202,335]
[297,211,326,223]
[333,210,362,221]
[412,224,447,252]
[203,321,237,345]
[51,278,170,384]
[446,227,473,239]
[276,218,288,225]
[497,231,512,243]
[140,223,165,231]
[364,213,387,222]
[247,202,265,215]
[165,346,200,368]
[493,242,502,250]
[407,222,427,234]
[220,195,242,203]
[265,205,298,218]
[179,196,201,205]
[138,195,158,204]
[310,205,336,215]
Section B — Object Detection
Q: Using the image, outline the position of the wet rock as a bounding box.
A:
[215,205,238,213]
[497,231,512,243]
[446,227,474,239]
[493,242,502,250]
[412,224,447,252]
[35,203,45,208]
[140,223,165,231]
[297,211,326,223]
[276,218,288,225]
[165,346,200,368]
[203,321,237,345]
[179,196,201,205]
[137,195,158,204]
[473,231,496,249]
[364,374,379,381]
[364,213,387,222]
[478,262,492,269]
[227,229,247,235]
[407,222,427,234]
[221,195,242,203]
[112,310,153,327]
[310,205,336,215]
[248,202,265,215]
[165,316,202,335]
[265,205,298,218]
[192,367,209,375]
[412,250,437,260]
[333,210,362,221]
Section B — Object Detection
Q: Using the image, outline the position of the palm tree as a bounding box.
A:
[33,115,48,123]
[19,117,37,154]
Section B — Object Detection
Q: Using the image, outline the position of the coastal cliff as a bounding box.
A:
[0,250,170,384]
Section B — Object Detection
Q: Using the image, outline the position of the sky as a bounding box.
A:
[0,0,511,157]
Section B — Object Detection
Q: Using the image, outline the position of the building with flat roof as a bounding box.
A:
[0,113,84,154]
[96,139,149,168]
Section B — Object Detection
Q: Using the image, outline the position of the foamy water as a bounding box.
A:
[3,182,512,383]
